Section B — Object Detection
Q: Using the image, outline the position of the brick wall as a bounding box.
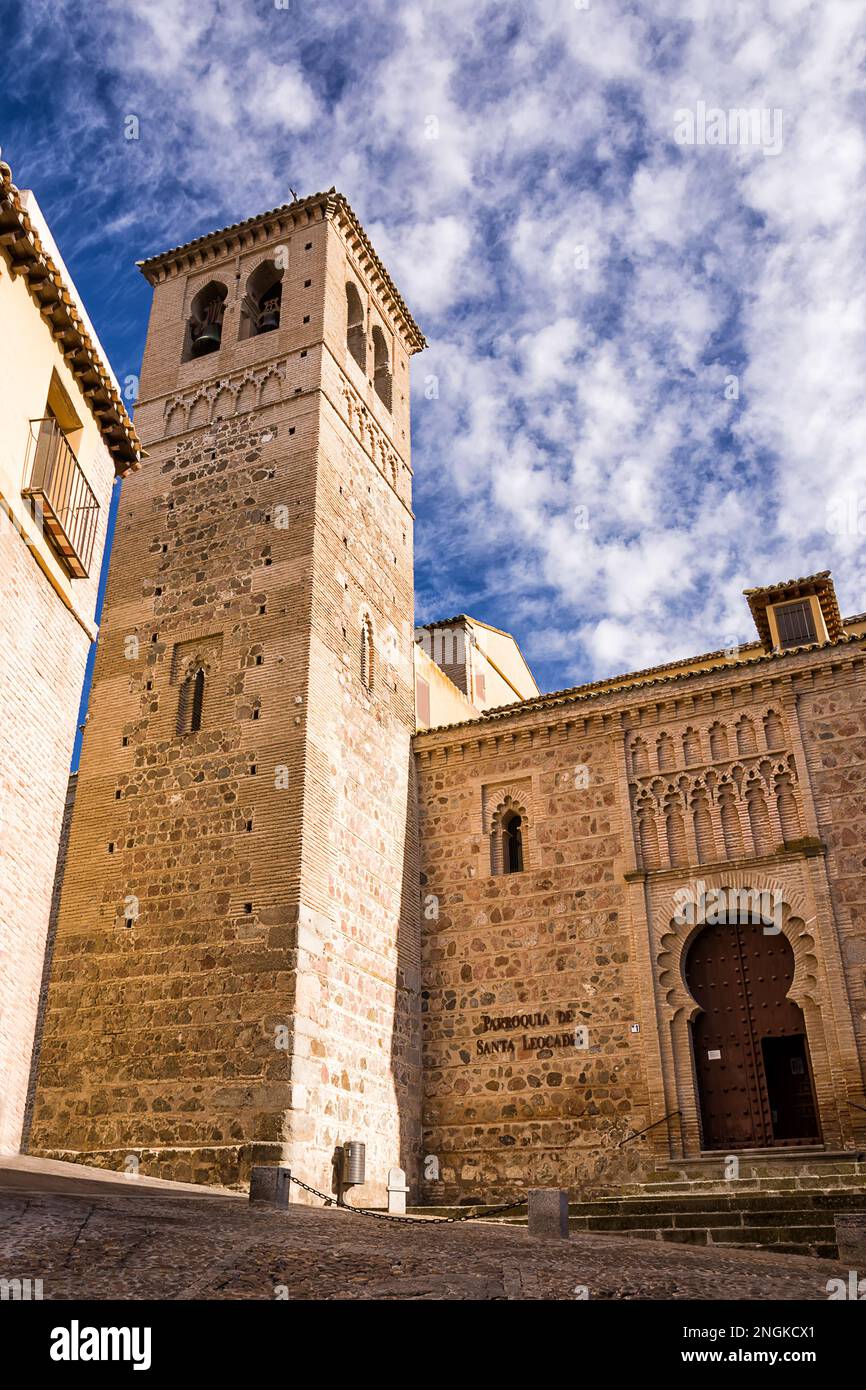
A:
[0,523,89,1152]
[28,197,423,1199]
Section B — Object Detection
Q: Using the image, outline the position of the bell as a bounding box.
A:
[258,309,280,333]
[191,322,222,356]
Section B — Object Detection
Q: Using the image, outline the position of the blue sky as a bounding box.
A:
[3,0,865,707]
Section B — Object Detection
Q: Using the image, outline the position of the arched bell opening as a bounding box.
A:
[184,281,228,361]
[239,261,284,340]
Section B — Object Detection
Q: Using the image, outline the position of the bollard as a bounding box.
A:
[835,1214,866,1264]
[249,1165,292,1208]
[387,1166,410,1215]
[528,1188,569,1239]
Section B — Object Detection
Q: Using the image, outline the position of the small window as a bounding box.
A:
[775,600,817,649]
[502,812,524,874]
[178,666,206,734]
[360,615,374,691]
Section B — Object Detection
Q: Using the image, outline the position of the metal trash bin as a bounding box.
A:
[343,1141,366,1186]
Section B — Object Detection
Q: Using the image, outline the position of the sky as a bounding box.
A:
[3,0,866,702]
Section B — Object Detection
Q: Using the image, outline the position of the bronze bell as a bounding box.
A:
[258,299,280,333]
[192,322,222,356]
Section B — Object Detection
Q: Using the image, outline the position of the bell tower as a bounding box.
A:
[28,191,426,1199]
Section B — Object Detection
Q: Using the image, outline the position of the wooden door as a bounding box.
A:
[686,918,820,1149]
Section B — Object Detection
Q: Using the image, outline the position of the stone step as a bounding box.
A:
[560,1190,866,1217]
[409,1185,865,1257]
[562,1210,839,1232]
[580,1177,866,1199]
[636,1155,866,1184]
[615,1227,837,1258]
[408,1188,866,1222]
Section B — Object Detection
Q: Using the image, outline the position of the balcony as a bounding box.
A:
[23,417,100,578]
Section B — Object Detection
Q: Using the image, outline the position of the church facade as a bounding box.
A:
[24,194,866,1203]
[416,579,866,1200]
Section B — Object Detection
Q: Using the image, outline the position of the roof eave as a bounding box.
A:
[135,188,426,354]
[0,162,142,475]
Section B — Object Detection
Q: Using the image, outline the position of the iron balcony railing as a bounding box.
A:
[23,417,100,578]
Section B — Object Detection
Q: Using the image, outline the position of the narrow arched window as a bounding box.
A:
[503,812,524,873]
[346,283,366,370]
[372,325,392,410]
[178,666,206,734]
[184,281,227,361]
[360,616,374,691]
[190,667,205,732]
[239,260,284,340]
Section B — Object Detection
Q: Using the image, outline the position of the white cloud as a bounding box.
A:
[8,0,866,688]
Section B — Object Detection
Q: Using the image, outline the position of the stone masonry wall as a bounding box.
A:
[416,646,866,1201]
[797,670,866,1075]
[416,717,648,1201]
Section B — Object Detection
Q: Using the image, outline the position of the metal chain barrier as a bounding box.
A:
[287,1174,528,1225]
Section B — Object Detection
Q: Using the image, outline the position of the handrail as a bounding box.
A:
[618,1109,681,1148]
[847,1099,866,1115]
[23,417,99,577]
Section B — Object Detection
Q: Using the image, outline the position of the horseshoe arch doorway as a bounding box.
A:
[685,917,821,1149]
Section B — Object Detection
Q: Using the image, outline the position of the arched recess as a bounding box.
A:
[183,281,228,361]
[746,780,774,855]
[346,282,366,370]
[260,371,282,407]
[165,402,186,437]
[372,324,392,410]
[636,795,660,869]
[652,873,842,1157]
[657,732,676,771]
[236,378,258,415]
[683,728,702,765]
[360,612,374,692]
[709,722,729,760]
[691,787,715,863]
[764,709,785,750]
[239,260,284,340]
[630,737,649,776]
[489,794,529,875]
[188,394,210,429]
[775,770,801,841]
[212,386,235,421]
[177,660,209,735]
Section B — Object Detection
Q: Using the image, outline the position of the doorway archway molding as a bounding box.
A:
[644,864,858,1158]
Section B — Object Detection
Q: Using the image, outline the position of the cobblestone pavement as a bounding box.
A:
[0,1161,849,1300]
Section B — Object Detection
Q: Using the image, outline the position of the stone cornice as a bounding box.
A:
[412,634,866,755]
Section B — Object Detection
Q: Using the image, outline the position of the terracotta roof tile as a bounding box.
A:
[0,161,141,475]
